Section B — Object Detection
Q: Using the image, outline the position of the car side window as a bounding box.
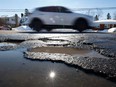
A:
[39,7,59,13]
[59,7,72,13]
[39,7,48,12]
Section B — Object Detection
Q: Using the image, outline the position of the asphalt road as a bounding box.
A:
[0,30,116,87]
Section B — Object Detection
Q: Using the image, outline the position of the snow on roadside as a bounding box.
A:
[83,29,97,32]
[94,20,116,24]
[13,25,116,33]
[108,27,116,33]
[97,29,108,33]
[13,25,35,32]
[51,28,78,32]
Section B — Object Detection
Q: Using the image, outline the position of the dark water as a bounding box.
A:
[0,50,116,87]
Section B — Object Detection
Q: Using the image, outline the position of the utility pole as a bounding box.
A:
[15,14,18,27]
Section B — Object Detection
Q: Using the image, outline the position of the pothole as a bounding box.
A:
[24,47,116,79]
[28,47,109,58]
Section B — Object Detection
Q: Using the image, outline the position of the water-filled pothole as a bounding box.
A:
[28,47,109,58]
[0,40,24,45]
[25,47,115,79]
[0,51,116,87]
[29,47,89,55]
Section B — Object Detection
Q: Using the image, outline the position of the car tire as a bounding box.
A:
[29,19,43,32]
[74,19,88,32]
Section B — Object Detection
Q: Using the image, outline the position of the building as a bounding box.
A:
[94,20,116,30]
[0,15,21,27]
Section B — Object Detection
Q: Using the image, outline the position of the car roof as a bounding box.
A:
[36,6,68,10]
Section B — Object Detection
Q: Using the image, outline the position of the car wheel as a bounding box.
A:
[29,19,42,32]
[74,19,88,32]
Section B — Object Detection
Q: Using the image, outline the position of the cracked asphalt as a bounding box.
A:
[0,30,116,87]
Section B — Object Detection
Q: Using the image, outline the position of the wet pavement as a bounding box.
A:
[0,31,116,87]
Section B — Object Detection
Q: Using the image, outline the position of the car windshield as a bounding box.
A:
[0,0,116,87]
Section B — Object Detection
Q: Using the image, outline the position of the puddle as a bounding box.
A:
[0,51,116,87]
[2,41,23,45]
[0,33,116,87]
[25,47,116,80]
[28,47,109,59]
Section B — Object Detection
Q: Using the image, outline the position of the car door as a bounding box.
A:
[37,6,61,25]
[49,7,62,25]
[43,6,68,26]
[58,7,75,26]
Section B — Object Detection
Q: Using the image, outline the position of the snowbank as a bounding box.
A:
[51,29,78,32]
[94,20,116,24]
[13,26,78,32]
[94,28,116,33]
[13,25,34,32]
[13,25,116,33]
[83,29,97,32]
[108,27,116,33]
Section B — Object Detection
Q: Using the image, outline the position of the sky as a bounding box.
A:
[0,0,116,19]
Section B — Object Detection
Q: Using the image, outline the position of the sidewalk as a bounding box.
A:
[0,30,19,34]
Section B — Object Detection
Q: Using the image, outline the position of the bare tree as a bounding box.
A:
[15,14,18,27]
[86,8,103,19]
[96,8,103,19]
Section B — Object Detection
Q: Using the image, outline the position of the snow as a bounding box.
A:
[83,29,97,32]
[13,25,116,33]
[108,27,116,32]
[13,26,78,32]
[51,29,78,32]
[82,28,116,33]
[94,20,116,24]
[13,25,35,32]
[93,28,116,33]
[99,29,108,32]
[0,43,16,47]
[39,28,78,32]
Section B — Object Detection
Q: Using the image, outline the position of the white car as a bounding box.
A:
[28,6,94,32]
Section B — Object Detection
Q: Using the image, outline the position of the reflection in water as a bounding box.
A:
[28,47,109,59]
[0,51,116,87]
[49,71,56,79]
